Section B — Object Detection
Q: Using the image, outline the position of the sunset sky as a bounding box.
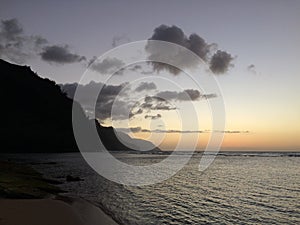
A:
[1,0,300,150]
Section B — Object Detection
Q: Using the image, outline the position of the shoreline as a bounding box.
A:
[0,196,119,225]
[0,160,119,225]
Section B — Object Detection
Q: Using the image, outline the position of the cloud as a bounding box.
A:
[60,81,131,121]
[215,130,250,134]
[1,18,23,40]
[129,64,142,71]
[62,82,197,121]
[156,89,199,101]
[40,45,86,64]
[128,96,176,119]
[209,50,234,74]
[138,129,249,134]
[0,18,48,63]
[146,24,234,75]
[88,57,125,75]
[115,128,250,134]
[149,25,213,61]
[141,96,176,111]
[202,93,218,99]
[141,129,205,133]
[0,18,87,66]
[156,89,217,101]
[60,83,216,122]
[112,34,130,47]
[129,108,143,118]
[127,64,154,75]
[115,127,142,133]
[145,114,161,120]
[135,82,157,92]
[248,64,255,70]
[247,64,257,74]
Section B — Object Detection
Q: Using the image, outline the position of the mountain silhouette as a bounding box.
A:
[0,59,160,153]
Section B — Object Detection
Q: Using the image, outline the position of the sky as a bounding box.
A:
[1,0,300,151]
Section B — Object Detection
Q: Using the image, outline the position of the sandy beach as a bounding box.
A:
[0,160,119,225]
[0,197,118,225]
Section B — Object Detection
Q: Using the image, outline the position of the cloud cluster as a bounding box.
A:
[157,89,199,101]
[0,18,47,63]
[0,18,85,65]
[61,81,131,121]
[135,82,157,92]
[140,96,176,111]
[147,24,234,75]
[61,80,218,122]
[129,89,214,118]
[88,57,125,75]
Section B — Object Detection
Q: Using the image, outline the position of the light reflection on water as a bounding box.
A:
[6,152,300,224]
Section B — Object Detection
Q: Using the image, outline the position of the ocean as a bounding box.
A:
[4,152,300,224]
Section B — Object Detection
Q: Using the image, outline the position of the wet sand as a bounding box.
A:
[0,197,118,225]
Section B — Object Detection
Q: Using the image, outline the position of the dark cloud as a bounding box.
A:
[34,36,48,46]
[147,24,234,75]
[40,45,86,64]
[145,114,162,120]
[0,18,87,66]
[156,90,181,100]
[0,18,48,63]
[209,50,234,74]
[1,18,23,40]
[88,81,130,120]
[202,93,218,99]
[60,82,181,121]
[150,62,182,75]
[60,81,131,121]
[149,25,213,61]
[129,108,143,118]
[60,83,215,122]
[141,96,176,111]
[179,89,200,101]
[135,82,157,92]
[248,64,255,70]
[96,98,131,121]
[88,57,125,74]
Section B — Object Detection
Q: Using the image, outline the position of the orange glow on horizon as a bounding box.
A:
[130,131,300,151]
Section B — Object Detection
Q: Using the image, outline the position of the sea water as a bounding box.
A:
[4,152,300,224]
